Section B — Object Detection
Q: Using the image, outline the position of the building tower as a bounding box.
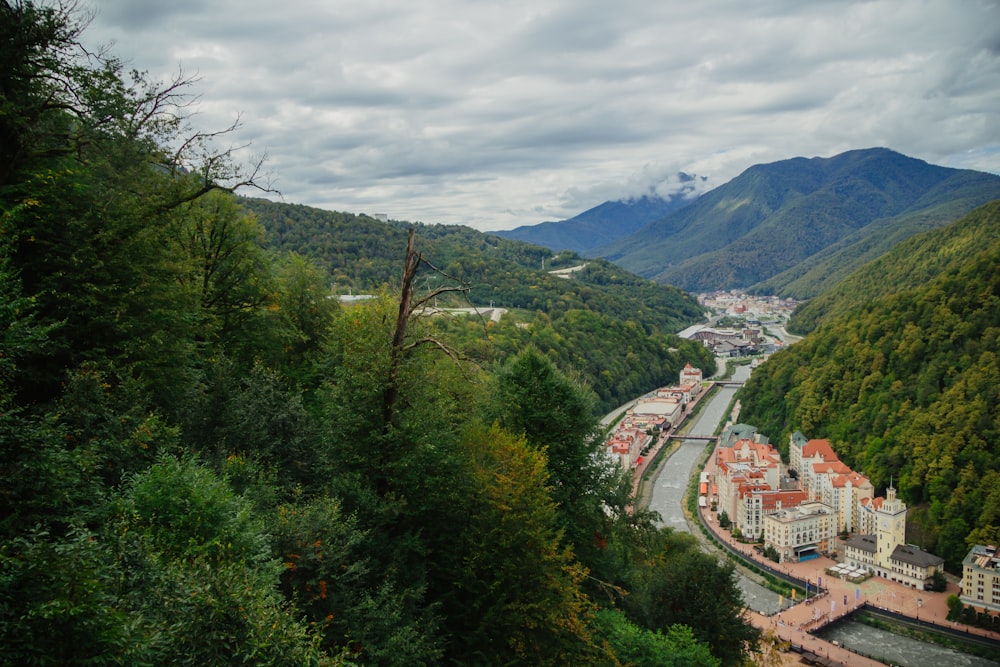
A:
[875,482,907,571]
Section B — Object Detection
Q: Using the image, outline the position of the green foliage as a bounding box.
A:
[0,526,135,666]
[120,455,269,563]
[619,530,760,667]
[592,609,720,667]
[482,347,614,560]
[740,202,1000,568]
[789,200,1000,334]
[243,196,713,413]
[274,496,441,665]
[947,594,964,621]
[179,356,322,489]
[436,308,714,414]
[446,424,613,665]
[601,148,1000,292]
[113,456,326,665]
[0,5,761,665]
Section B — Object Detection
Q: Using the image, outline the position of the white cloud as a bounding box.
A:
[82,0,1000,231]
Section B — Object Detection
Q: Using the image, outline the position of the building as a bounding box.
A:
[842,485,944,590]
[735,488,807,541]
[857,496,885,536]
[605,426,650,470]
[763,501,834,563]
[720,423,764,448]
[788,433,873,533]
[715,438,782,523]
[817,469,873,533]
[679,362,703,387]
[629,397,682,429]
[961,545,1000,614]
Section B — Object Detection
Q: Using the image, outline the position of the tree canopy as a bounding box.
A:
[0,3,753,664]
[740,202,1000,568]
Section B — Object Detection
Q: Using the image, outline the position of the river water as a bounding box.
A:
[816,619,999,666]
[644,361,999,665]
[645,365,788,615]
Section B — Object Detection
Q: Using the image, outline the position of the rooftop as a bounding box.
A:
[964,544,1000,571]
[844,533,877,554]
[892,544,944,568]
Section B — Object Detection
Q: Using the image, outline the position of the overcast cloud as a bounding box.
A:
[82,0,1000,231]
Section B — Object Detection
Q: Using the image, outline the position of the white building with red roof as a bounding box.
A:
[679,362,703,387]
[789,432,874,533]
[715,438,788,537]
[605,426,650,470]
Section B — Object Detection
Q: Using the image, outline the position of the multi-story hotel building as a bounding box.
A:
[763,501,834,563]
[842,485,944,590]
[961,544,1000,614]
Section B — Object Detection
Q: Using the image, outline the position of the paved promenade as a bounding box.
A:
[624,369,999,664]
[698,449,1000,665]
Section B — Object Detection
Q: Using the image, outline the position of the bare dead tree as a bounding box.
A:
[381,228,474,433]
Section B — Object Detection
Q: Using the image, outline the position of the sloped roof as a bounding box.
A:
[844,533,877,554]
[860,496,884,510]
[804,438,837,461]
[892,544,944,569]
[833,471,871,488]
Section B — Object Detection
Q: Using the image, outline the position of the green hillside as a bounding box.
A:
[788,199,1000,334]
[495,190,698,254]
[242,197,715,413]
[599,149,1000,292]
[753,173,1000,298]
[0,4,752,664]
[738,202,1000,569]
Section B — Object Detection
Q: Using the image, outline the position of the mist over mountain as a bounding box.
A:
[591,148,1000,294]
[494,174,702,254]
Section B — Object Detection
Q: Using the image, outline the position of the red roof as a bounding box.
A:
[803,438,837,461]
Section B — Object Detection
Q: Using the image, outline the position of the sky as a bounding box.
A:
[81,0,1000,232]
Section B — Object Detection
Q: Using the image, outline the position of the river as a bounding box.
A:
[644,364,790,615]
[643,361,1000,665]
[816,618,999,666]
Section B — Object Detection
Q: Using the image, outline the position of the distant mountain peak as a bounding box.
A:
[493,173,702,254]
[596,148,1000,294]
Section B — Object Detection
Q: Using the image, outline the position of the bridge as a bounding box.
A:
[712,381,745,387]
[665,434,718,443]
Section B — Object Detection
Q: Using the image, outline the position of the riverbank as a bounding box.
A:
[633,365,1000,666]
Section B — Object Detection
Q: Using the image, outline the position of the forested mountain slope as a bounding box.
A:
[598,148,1000,293]
[243,197,715,413]
[738,202,1000,569]
[0,4,755,664]
[243,197,704,330]
[789,200,1000,334]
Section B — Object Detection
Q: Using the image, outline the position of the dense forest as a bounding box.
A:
[0,2,757,664]
[739,201,1000,570]
[242,197,715,414]
[599,148,1000,294]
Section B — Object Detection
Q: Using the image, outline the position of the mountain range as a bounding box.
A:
[498,148,1000,297]
[738,200,1000,568]
[493,180,700,254]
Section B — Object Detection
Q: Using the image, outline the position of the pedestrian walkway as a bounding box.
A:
[697,449,1000,665]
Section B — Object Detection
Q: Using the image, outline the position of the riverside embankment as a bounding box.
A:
[633,361,1000,666]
